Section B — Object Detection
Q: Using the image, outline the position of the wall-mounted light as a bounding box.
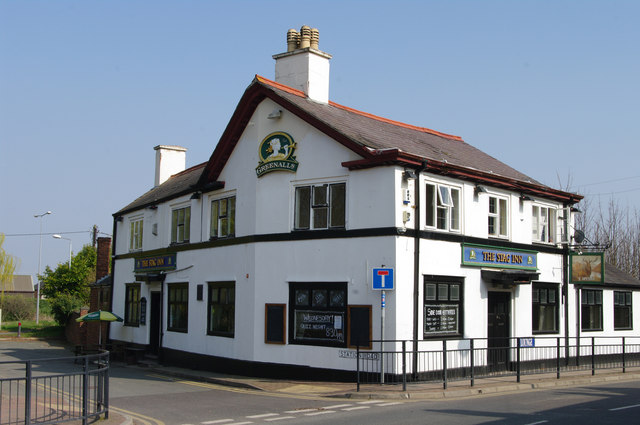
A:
[519,194,533,201]
[402,170,417,180]
[190,192,201,200]
[267,108,282,119]
[474,185,487,195]
[147,205,158,210]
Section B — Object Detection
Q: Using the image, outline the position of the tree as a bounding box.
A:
[0,233,19,303]
[39,244,96,300]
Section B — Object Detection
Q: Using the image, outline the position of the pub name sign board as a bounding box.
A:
[461,244,537,271]
[134,254,177,272]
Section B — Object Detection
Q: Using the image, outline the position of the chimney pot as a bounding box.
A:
[310,28,319,50]
[299,25,311,49]
[287,28,299,52]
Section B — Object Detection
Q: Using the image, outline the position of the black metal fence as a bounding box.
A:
[0,352,110,425]
[356,336,640,391]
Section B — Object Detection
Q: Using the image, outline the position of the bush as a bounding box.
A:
[49,293,85,325]
[0,295,35,321]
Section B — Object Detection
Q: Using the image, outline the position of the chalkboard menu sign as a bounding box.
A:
[424,304,458,335]
[294,310,345,343]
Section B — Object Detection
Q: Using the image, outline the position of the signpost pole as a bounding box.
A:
[381,290,385,384]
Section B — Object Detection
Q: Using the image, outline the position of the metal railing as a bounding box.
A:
[0,352,110,425]
[355,336,640,391]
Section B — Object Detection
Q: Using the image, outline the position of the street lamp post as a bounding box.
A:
[52,235,72,267]
[34,211,52,324]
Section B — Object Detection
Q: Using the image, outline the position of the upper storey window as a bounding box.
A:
[295,183,346,230]
[129,218,143,251]
[211,196,236,239]
[425,183,460,232]
[532,205,557,244]
[488,196,508,238]
[171,206,191,244]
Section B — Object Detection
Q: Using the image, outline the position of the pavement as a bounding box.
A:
[3,337,640,425]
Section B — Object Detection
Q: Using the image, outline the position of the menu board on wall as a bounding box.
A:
[424,304,459,335]
[294,310,345,343]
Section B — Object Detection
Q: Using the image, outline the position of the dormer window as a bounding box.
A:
[171,206,191,244]
[488,195,508,238]
[425,183,460,232]
[532,205,557,243]
[129,217,143,251]
[211,196,236,239]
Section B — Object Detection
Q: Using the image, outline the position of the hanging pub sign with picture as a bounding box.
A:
[569,252,605,284]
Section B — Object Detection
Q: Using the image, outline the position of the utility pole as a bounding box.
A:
[92,225,98,247]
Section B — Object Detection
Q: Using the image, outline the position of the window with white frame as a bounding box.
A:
[171,206,190,244]
[129,218,143,251]
[488,196,508,237]
[532,205,557,243]
[425,183,460,231]
[294,183,346,230]
[210,196,236,239]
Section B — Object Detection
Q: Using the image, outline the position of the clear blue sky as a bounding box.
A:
[1,0,639,280]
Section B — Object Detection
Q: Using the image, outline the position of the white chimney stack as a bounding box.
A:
[154,145,187,187]
[273,26,331,104]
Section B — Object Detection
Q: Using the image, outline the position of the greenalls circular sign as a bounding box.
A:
[255,132,299,178]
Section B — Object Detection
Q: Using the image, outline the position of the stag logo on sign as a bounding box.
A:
[256,132,298,177]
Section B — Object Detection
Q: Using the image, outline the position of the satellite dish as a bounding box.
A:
[574,229,585,244]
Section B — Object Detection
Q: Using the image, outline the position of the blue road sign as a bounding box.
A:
[373,268,394,290]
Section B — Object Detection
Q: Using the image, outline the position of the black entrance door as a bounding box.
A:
[149,292,161,355]
[488,291,510,371]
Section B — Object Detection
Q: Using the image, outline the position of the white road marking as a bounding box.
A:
[357,400,384,404]
[375,402,403,406]
[264,417,296,422]
[228,422,253,425]
[304,410,336,416]
[524,421,548,425]
[323,403,353,409]
[342,406,371,411]
[202,420,234,424]
[246,413,279,419]
[283,408,317,414]
[609,403,640,411]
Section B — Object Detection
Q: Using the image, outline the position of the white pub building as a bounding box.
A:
[110,27,639,379]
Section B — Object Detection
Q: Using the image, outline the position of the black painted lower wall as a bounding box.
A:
[161,347,357,382]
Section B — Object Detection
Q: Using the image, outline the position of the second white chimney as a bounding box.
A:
[154,145,187,187]
[273,26,331,104]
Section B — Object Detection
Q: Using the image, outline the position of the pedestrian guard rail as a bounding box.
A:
[0,351,109,425]
[355,336,640,391]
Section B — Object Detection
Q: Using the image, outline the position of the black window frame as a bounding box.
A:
[423,275,464,338]
[532,282,559,334]
[581,288,603,332]
[207,281,235,337]
[124,283,141,327]
[167,282,189,333]
[294,183,346,230]
[614,290,633,330]
[289,282,348,347]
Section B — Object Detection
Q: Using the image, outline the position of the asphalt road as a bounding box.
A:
[106,365,640,425]
[3,341,640,425]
